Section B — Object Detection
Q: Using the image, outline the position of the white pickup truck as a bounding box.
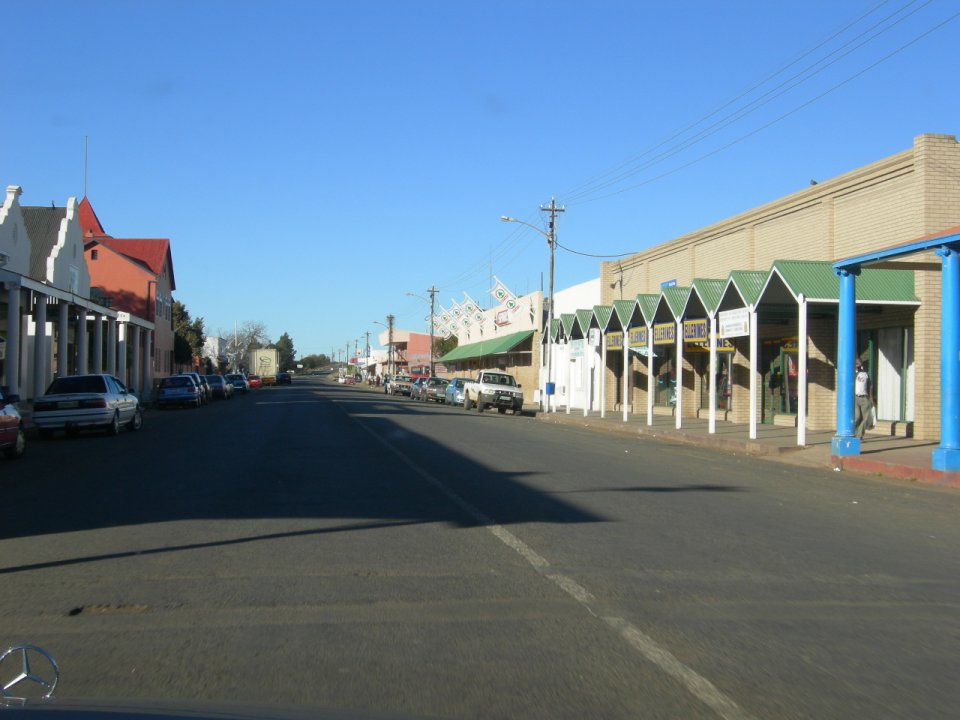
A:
[462,371,524,415]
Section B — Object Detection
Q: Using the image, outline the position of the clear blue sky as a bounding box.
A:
[5,1,958,359]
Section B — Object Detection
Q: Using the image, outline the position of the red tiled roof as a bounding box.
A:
[99,238,174,287]
[78,197,107,237]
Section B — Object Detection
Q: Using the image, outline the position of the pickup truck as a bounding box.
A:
[388,374,414,396]
[462,371,524,415]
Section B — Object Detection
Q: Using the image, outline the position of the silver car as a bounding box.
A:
[443,377,470,406]
[32,374,142,438]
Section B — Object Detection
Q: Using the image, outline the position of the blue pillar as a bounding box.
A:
[832,267,860,455]
[932,246,960,471]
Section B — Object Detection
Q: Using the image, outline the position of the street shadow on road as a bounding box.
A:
[0,381,604,546]
[555,484,744,494]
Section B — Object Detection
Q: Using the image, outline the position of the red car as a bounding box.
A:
[0,387,26,459]
[246,374,262,389]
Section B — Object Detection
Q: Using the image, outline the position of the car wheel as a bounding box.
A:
[476,395,485,413]
[3,426,25,459]
[106,411,121,436]
[127,407,143,432]
[498,407,506,414]
[463,395,472,411]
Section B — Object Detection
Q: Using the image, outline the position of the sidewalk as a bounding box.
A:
[532,407,960,489]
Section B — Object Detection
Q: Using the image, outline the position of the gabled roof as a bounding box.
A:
[727,270,767,307]
[661,285,691,319]
[612,299,636,328]
[593,305,614,330]
[574,308,594,335]
[689,278,726,315]
[22,206,66,281]
[560,313,576,337]
[88,237,176,290]
[635,294,660,324]
[78,197,107,236]
[765,260,917,304]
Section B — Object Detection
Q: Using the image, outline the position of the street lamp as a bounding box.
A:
[501,199,564,412]
[406,288,438,376]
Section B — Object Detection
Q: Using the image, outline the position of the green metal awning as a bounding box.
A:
[560,313,576,337]
[689,278,726,314]
[661,286,691,319]
[574,309,593,335]
[635,294,660,325]
[438,330,534,363]
[728,270,768,307]
[593,305,614,330]
[612,299,635,328]
[766,260,917,303]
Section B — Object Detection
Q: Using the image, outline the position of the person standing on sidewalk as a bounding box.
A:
[854,359,873,439]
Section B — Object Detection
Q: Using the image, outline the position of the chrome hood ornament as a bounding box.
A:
[0,645,59,705]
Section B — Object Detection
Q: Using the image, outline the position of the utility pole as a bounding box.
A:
[387,314,395,377]
[541,198,565,412]
[426,286,438,376]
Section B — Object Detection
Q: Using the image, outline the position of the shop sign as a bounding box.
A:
[628,326,647,347]
[763,336,799,352]
[719,308,750,338]
[495,309,512,327]
[683,318,735,353]
[588,328,601,347]
[606,331,623,349]
[652,323,675,345]
[570,338,585,359]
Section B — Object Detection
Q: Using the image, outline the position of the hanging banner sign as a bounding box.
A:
[628,327,647,347]
[652,323,675,345]
[606,331,623,349]
[569,338,585,359]
[683,319,708,342]
[719,308,750,338]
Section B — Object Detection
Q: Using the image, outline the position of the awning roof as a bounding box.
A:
[764,260,917,304]
[438,329,534,363]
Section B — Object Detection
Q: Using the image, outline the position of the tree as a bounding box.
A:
[275,332,296,371]
[220,320,271,372]
[300,353,330,369]
[173,300,205,369]
[433,334,458,360]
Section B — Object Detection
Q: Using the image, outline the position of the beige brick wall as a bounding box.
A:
[596,134,960,441]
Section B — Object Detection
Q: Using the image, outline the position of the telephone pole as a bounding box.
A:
[427,286,438,376]
[387,314,395,377]
[541,198,565,412]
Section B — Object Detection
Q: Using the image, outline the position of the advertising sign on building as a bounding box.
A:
[652,323,676,345]
[606,331,623,349]
[719,308,750,338]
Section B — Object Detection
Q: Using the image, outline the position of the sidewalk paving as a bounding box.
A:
[532,407,960,490]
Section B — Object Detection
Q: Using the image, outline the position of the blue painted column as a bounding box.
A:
[832,267,860,455]
[932,246,960,470]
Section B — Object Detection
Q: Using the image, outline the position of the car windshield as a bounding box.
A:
[160,376,192,388]
[45,376,107,394]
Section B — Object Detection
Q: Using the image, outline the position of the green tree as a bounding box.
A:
[275,332,296,371]
[300,353,330,369]
[433,335,458,360]
[172,300,205,367]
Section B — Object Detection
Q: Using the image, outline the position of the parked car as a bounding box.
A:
[177,372,211,404]
[389,374,413,396]
[157,374,203,409]
[247,374,262,390]
[32,374,142,437]
[409,377,429,400]
[443,377,470,406]
[424,377,449,403]
[225,373,248,394]
[0,386,25,459]
[206,375,234,399]
[276,372,292,385]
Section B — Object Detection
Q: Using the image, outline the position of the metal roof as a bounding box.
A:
[635,294,660,324]
[689,278,726,314]
[592,305,614,330]
[611,299,635,328]
[727,271,768,307]
[834,225,960,269]
[560,313,576,337]
[574,309,593,335]
[767,260,917,304]
[661,286,691,319]
[438,329,534,363]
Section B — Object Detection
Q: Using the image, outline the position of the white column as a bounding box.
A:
[675,319,683,430]
[131,325,142,394]
[76,309,88,375]
[106,316,117,375]
[57,301,69,377]
[583,344,589,418]
[143,330,153,400]
[797,295,808,447]
[5,283,21,395]
[622,335,630,422]
[749,308,758,440]
[600,336,607,419]
[709,314,717,434]
[646,326,654,427]
[117,322,127,383]
[566,342,572,415]
[33,294,48,400]
[92,313,103,373]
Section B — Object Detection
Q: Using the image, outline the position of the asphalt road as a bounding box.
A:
[2,377,958,719]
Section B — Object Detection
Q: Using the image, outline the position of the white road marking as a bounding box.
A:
[347,410,756,720]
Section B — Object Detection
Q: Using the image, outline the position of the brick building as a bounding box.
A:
[579,133,960,442]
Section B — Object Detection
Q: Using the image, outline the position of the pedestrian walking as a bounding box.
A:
[854,359,873,439]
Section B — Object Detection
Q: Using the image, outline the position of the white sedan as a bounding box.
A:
[32,374,142,438]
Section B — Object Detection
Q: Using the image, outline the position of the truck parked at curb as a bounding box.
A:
[247,348,280,386]
[462,371,523,415]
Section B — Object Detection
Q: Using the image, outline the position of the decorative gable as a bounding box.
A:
[0,185,31,276]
